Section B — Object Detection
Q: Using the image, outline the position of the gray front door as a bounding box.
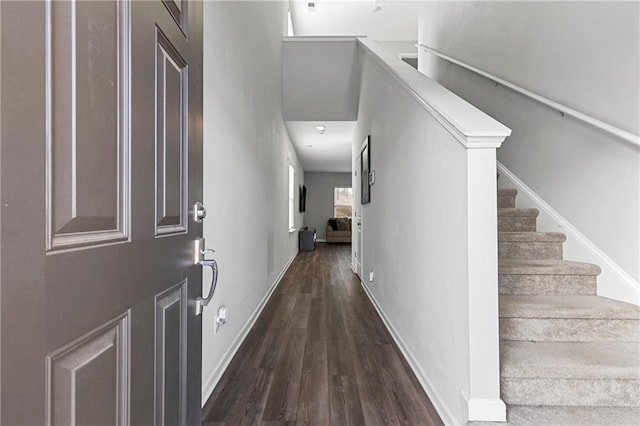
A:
[1,1,203,424]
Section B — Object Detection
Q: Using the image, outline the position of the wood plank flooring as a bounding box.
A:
[202,243,443,426]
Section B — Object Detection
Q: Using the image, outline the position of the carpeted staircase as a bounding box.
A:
[495,187,640,425]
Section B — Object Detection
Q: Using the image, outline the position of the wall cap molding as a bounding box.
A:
[358,38,511,149]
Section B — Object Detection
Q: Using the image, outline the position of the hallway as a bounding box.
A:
[202,244,442,425]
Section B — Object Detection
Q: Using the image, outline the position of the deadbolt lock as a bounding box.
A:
[193,202,207,223]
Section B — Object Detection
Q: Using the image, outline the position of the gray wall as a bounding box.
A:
[283,40,359,121]
[202,1,305,402]
[419,1,640,285]
[304,172,352,240]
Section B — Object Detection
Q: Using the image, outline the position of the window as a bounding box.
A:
[334,187,353,218]
[288,165,295,231]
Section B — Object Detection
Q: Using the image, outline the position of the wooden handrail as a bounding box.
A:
[416,44,640,148]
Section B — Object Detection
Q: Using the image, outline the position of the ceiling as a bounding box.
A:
[289,1,418,41]
[286,121,355,173]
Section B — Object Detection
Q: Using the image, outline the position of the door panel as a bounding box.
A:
[162,0,188,36]
[46,313,129,426]
[47,0,129,249]
[155,28,188,236]
[1,1,203,424]
[155,281,187,426]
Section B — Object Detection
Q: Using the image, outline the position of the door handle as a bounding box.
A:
[193,238,218,315]
[197,257,218,316]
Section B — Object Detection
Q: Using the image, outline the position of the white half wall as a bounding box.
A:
[418,2,640,293]
[354,39,510,424]
[304,172,352,240]
[202,1,304,404]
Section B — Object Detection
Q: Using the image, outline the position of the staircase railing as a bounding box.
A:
[416,44,640,147]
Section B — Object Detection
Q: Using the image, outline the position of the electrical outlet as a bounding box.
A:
[214,306,228,334]
[369,270,375,282]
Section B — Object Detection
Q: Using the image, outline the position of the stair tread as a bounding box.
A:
[498,232,566,242]
[497,188,518,196]
[500,295,640,319]
[501,341,640,380]
[499,259,601,276]
[498,208,539,217]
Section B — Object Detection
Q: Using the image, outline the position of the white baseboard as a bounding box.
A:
[316,238,327,243]
[497,161,639,306]
[201,250,299,406]
[461,390,507,422]
[358,280,461,425]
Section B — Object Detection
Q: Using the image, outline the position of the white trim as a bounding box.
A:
[461,390,507,422]
[358,280,460,425]
[497,161,640,305]
[358,38,511,150]
[283,36,364,42]
[201,250,299,406]
[316,238,327,243]
[398,52,418,60]
[417,44,640,148]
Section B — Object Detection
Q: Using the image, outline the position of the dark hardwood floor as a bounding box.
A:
[202,243,443,426]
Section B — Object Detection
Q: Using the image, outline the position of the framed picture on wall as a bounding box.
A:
[361,136,370,204]
[299,185,307,212]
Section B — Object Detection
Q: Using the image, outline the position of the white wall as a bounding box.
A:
[354,39,510,424]
[202,1,304,403]
[303,172,352,240]
[418,2,640,296]
[290,0,418,41]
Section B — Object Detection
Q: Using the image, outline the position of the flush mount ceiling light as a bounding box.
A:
[316,125,326,134]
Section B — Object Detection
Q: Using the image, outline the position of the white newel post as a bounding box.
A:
[464,140,508,422]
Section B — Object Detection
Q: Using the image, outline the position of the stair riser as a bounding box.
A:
[504,406,640,426]
[498,217,537,232]
[501,378,640,407]
[500,318,640,342]
[497,194,516,209]
[499,241,563,259]
[499,275,597,295]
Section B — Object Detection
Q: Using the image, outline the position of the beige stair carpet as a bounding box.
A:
[491,187,640,426]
